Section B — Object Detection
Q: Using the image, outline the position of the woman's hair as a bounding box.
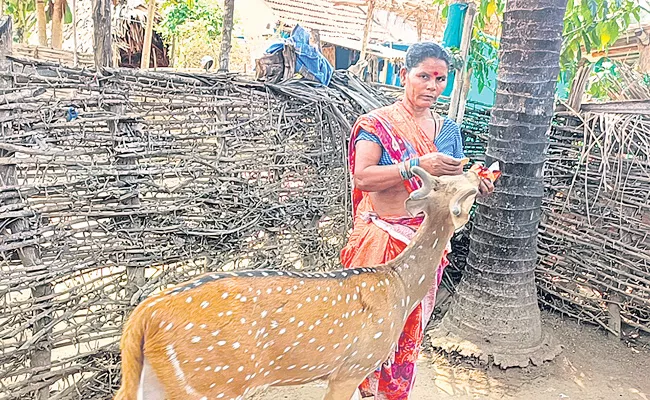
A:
[405,42,451,71]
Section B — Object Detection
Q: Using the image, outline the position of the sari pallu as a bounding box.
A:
[341,102,450,399]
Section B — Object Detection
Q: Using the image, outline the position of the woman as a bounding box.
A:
[340,42,494,399]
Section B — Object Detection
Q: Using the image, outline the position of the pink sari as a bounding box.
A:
[341,102,449,399]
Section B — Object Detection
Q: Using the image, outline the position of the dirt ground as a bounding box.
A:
[252,312,650,399]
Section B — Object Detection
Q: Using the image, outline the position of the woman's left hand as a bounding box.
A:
[478,178,494,197]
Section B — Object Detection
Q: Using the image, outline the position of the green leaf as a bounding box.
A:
[64,2,72,24]
[587,0,598,17]
[582,32,591,53]
[441,5,449,19]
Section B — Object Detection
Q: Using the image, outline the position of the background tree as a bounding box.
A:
[218,0,234,71]
[36,0,46,45]
[431,0,569,367]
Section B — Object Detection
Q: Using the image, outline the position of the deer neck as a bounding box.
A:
[385,210,454,313]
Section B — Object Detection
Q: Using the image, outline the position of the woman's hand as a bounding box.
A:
[478,178,494,197]
[419,152,463,176]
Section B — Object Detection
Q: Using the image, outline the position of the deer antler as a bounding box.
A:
[409,166,434,199]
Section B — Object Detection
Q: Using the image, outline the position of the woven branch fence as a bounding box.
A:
[0,56,392,399]
[538,110,650,338]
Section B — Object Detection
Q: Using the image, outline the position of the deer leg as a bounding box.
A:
[323,375,366,400]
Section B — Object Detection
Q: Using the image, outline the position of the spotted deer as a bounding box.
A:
[114,166,482,400]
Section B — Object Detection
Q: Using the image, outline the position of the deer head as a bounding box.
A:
[405,166,480,230]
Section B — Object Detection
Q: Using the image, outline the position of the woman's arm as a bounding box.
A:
[353,141,465,192]
[353,141,404,192]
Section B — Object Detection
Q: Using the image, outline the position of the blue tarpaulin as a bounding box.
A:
[441,2,468,97]
[265,25,334,86]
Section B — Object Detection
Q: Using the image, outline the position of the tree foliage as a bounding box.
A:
[442,0,644,95]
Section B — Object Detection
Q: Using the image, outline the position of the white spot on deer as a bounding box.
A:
[328,328,334,335]
[240,296,247,302]
[200,301,209,309]
[279,328,286,334]
[297,303,303,309]
[266,288,272,294]
[241,318,246,324]
[185,296,192,303]
[211,330,220,336]
[298,321,305,327]
[238,366,245,372]
[225,311,233,316]
[165,322,173,331]
[287,365,296,370]
[232,342,241,349]
[191,336,201,343]
[271,320,279,329]
[217,340,227,346]
[419,274,426,285]
[207,345,214,351]
[289,317,296,323]
[185,323,194,330]
[374,332,383,339]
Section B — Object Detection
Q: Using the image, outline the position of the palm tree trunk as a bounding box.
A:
[218,0,235,72]
[36,0,47,46]
[431,0,568,368]
[51,0,64,49]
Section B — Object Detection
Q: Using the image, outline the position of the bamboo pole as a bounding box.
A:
[360,0,375,61]
[141,0,156,69]
[72,0,78,67]
[448,2,476,123]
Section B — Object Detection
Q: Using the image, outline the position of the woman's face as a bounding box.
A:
[400,57,449,109]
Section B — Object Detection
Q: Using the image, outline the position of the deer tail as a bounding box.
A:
[113,305,148,400]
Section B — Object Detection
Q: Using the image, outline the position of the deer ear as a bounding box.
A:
[449,187,478,228]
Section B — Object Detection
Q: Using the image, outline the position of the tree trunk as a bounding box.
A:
[430,0,567,368]
[92,0,113,68]
[218,0,235,72]
[140,0,155,69]
[51,0,64,49]
[36,0,47,46]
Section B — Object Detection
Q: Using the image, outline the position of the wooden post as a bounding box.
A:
[72,0,78,67]
[36,0,47,46]
[416,14,423,41]
[0,17,52,400]
[141,0,156,69]
[92,0,113,68]
[219,0,235,72]
[360,0,375,61]
[448,2,475,123]
[635,28,650,75]
[51,0,64,49]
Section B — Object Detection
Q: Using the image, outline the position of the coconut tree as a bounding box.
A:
[431,0,568,367]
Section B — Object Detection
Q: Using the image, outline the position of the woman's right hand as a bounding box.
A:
[419,152,463,176]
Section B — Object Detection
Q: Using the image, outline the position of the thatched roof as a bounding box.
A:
[263,0,444,44]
